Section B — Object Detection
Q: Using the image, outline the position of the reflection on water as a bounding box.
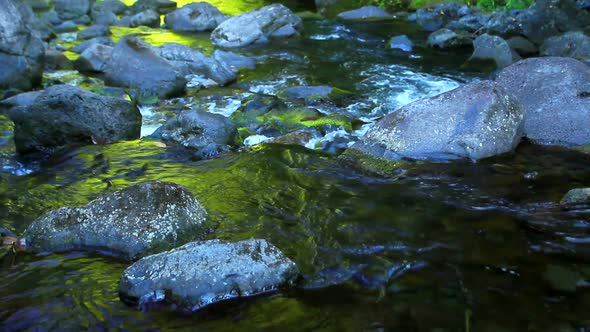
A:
[1,3,590,331]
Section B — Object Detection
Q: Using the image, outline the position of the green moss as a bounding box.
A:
[339,147,408,177]
[261,107,352,132]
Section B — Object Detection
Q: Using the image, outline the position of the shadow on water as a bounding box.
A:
[1,2,589,331]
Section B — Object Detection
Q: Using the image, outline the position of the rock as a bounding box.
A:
[445,14,490,32]
[130,0,177,15]
[7,85,141,154]
[104,37,186,98]
[152,109,237,155]
[415,3,462,32]
[427,28,472,49]
[164,2,226,32]
[213,50,256,72]
[560,188,590,208]
[44,49,73,71]
[53,20,79,33]
[93,0,128,15]
[54,0,91,20]
[119,239,299,311]
[495,57,590,146]
[22,0,51,11]
[74,44,113,72]
[0,0,44,91]
[211,4,302,48]
[70,36,114,54]
[283,85,333,99]
[91,10,118,25]
[540,31,590,60]
[78,24,111,40]
[521,0,590,44]
[388,35,413,52]
[23,181,208,261]
[484,10,527,38]
[74,14,92,25]
[40,9,62,26]
[117,9,160,28]
[465,34,520,70]
[337,5,392,20]
[0,90,42,111]
[507,36,538,56]
[346,80,524,161]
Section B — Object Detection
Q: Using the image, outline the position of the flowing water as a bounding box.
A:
[1,1,589,331]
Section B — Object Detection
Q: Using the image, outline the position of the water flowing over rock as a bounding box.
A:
[336,6,392,20]
[0,0,44,91]
[152,109,237,157]
[104,37,187,98]
[23,181,209,261]
[119,239,299,311]
[346,80,524,162]
[211,4,302,48]
[7,85,141,154]
[495,57,590,146]
[164,2,226,32]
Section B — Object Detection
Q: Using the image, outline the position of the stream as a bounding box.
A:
[1,1,589,331]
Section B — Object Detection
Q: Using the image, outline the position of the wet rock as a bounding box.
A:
[495,57,590,146]
[0,0,45,91]
[23,181,208,261]
[445,14,490,32]
[560,188,590,208]
[388,35,413,52]
[105,37,186,98]
[213,50,256,72]
[130,0,177,15]
[119,239,299,311]
[157,43,236,85]
[0,90,41,111]
[78,24,111,40]
[507,36,538,56]
[283,85,333,99]
[465,34,520,70]
[484,10,527,38]
[44,49,73,71]
[152,109,237,156]
[117,9,161,28]
[71,36,115,54]
[7,84,141,154]
[211,4,302,48]
[74,44,113,72]
[540,31,590,60]
[346,80,524,161]
[337,5,392,20]
[164,2,226,32]
[54,0,91,20]
[427,28,472,49]
[93,0,128,15]
[520,0,590,44]
[415,3,461,32]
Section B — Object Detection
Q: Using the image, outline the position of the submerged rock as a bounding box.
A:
[337,6,392,20]
[346,80,524,162]
[152,109,237,157]
[7,85,141,154]
[105,37,186,98]
[211,4,302,48]
[0,0,44,91]
[540,31,590,60]
[495,57,590,146]
[164,2,226,32]
[23,181,209,261]
[560,188,590,209]
[119,239,299,311]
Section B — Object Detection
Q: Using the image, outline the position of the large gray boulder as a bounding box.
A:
[157,43,237,85]
[0,0,44,91]
[23,181,208,261]
[540,31,590,60]
[336,5,392,20]
[119,239,299,311]
[152,109,237,157]
[211,4,302,48]
[520,0,590,44]
[104,37,187,98]
[495,57,590,146]
[465,34,521,70]
[164,2,226,32]
[7,85,141,154]
[347,80,524,161]
[54,0,91,20]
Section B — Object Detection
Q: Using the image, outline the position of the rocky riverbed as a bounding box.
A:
[0,0,590,330]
